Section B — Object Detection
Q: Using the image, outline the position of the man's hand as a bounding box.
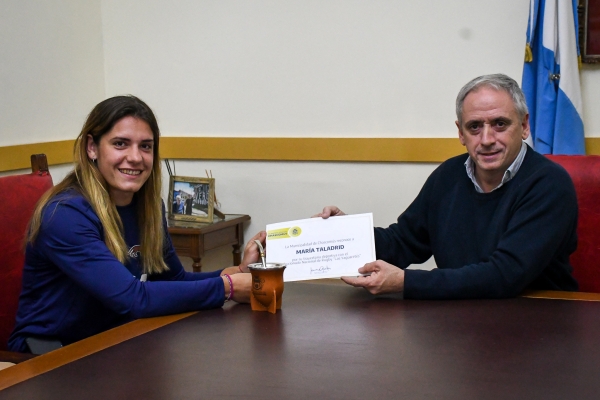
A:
[341,260,405,295]
[312,206,346,219]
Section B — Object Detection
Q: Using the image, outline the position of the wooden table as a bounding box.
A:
[2,283,600,399]
[167,214,250,272]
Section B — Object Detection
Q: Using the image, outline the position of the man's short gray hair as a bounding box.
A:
[455,74,528,125]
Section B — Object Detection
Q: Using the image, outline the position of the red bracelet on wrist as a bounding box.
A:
[224,274,234,302]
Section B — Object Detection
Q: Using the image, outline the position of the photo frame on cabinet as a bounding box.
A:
[168,176,215,223]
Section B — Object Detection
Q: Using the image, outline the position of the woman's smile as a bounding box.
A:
[87,116,154,206]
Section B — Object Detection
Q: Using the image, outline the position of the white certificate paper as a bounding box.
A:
[266,213,375,282]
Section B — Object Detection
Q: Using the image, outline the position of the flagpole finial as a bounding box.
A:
[525,44,533,63]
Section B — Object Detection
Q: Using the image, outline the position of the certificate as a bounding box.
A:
[266,213,375,282]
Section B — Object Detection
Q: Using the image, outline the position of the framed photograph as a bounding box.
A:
[168,176,215,223]
[579,0,600,63]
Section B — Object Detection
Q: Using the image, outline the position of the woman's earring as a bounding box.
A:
[92,158,97,164]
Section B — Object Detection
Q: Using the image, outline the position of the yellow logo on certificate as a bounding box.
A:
[267,227,290,240]
[288,226,302,237]
[267,226,302,240]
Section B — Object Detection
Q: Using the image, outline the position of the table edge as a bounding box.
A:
[0,312,197,391]
[521,290,600,301]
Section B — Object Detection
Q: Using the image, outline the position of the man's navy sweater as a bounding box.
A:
[374,146,579,299]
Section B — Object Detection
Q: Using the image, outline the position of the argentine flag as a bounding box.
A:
[522,0,585,155]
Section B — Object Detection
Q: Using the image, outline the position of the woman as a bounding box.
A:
[9,95,263,353]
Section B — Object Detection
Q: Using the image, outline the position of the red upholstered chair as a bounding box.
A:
[546,155,600,293]
[0,154,53,361]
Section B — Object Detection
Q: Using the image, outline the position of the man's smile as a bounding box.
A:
[478,149,502,159]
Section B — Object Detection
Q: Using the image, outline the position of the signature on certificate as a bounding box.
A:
[310,266,332,275]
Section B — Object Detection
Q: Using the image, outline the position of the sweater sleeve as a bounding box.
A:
[403,165,578,299]
[37,199,225,318]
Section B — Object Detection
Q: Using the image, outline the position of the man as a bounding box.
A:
[173,195,185,214]
[316,74,578,299]
[185,197,193,215]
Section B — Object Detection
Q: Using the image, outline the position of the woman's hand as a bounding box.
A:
[220,231,266,303]
[238,231,267,273]
[222,273,252,303]
[219,231,267,275]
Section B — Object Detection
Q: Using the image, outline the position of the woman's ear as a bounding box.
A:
[86,135,98,160]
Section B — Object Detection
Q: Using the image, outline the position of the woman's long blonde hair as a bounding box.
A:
[28,95,168,274]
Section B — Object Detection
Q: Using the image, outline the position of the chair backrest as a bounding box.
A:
[546,155,600,293]
[0,154,53,350]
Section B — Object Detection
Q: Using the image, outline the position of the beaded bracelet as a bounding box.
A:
[224,274,234,302]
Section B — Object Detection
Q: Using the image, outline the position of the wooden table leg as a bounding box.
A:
[192,257,202,273]
[232,222,245,266]
[168,215,250,273]
[232,244,241,266]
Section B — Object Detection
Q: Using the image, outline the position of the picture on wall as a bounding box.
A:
[168,176,215,223]
[580,0,600,63]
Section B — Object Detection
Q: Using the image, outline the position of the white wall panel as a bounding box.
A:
[0,0,105,145]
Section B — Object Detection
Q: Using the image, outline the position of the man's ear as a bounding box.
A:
[521,113,531,140]
[456,120,466,146]
[86,135,98,160]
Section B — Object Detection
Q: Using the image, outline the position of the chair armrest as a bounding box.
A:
[0,350,37,363]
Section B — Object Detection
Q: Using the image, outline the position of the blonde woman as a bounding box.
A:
[9,95,263,353]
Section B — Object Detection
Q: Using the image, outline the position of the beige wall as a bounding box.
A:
[581,65,600,135]
[2,1,600,269]
[0,0,105,146]
[101,0,531,138]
